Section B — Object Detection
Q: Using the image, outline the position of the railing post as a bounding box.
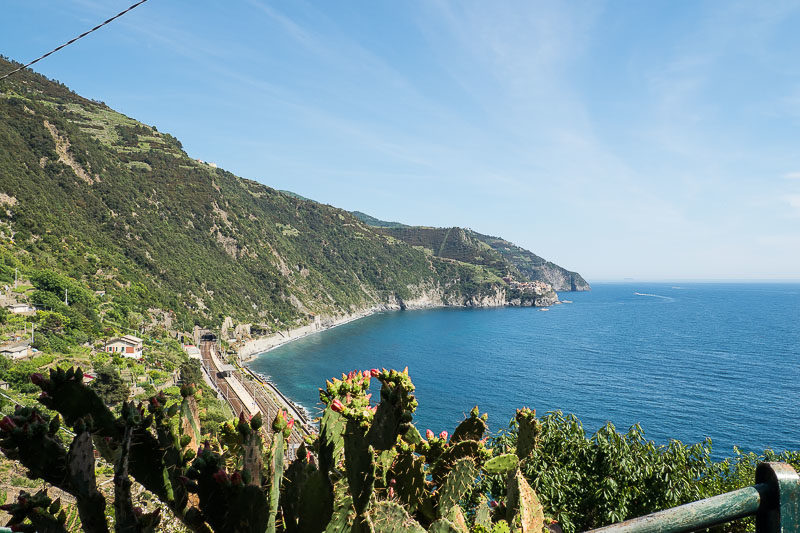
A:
[756,462,800,532]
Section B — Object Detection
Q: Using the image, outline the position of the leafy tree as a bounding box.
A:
[89,363,130,405]
[127,311,144,331]
[180,359,203,386]
[35,310,70,335]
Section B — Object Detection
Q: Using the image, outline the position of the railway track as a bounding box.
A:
[198,340,313,452]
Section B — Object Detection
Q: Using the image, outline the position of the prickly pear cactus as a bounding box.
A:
[387,450,426,513]
[282,443,332,533]
[114,426,161,532]
[0,490,72,533]
[514,408,540,460]
[0,406,70,488]
[507,470,545,533]
[430,439,491,486]
[484,454,519,476]
[450,406,488,444]
[0,365,558,533]
[366,368,418,450]
[428,517,463,533]
[474,495,492,530]
[32,368,116,435]
[240,411,264,486]
[438,458,478,517]
[324,478,354,533]
[180,383,202,452]
[369,501,426,533]
[185,439,270,532]
[67,425,108,533]
[267,409,292,533]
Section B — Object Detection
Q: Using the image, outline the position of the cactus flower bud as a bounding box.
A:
[439,431,448,440]
[330,399,344,413]
[426,429,434,440]
[230,471,243,485]
[388,486,395,498]
[370,368,380,377]
[490,500,498,508]
[30,373,46,387]
[0,416,17,432]
[363,370,370,379]
[287,418,295,430]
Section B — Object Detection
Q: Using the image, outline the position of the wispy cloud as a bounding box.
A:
[784,171,800,180]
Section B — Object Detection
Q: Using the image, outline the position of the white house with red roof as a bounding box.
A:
[104,335,144,359]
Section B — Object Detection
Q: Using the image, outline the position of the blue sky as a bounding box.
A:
[3,1,800,281]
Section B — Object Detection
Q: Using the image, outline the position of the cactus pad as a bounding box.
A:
[483,454,519,476]
[369,501,426,533]
[438,457,478,517]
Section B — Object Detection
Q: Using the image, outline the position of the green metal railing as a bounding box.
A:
[587,462,800,533]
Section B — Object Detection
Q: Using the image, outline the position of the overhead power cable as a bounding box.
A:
[0,0,150,82]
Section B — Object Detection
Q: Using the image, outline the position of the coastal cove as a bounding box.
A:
[248,282,800,459]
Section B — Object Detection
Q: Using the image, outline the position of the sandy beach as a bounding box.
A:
[237,304,393,362]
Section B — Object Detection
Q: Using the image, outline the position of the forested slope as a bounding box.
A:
[351,214,590,291]
[0,56,513,330]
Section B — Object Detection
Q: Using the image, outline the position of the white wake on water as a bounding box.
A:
[634,292,675,301]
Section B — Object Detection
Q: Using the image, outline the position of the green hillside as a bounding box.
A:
[0,56,526,332]
[349,210,408,228]
[352,213,590,291]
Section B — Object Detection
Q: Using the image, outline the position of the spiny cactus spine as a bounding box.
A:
[484,454,519,476]
[437,458,478,517]
[450,406,488,444]
[506,470,545,533]
[515,408,540,461]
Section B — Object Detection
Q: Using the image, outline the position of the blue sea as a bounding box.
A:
[248,283,800,457]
